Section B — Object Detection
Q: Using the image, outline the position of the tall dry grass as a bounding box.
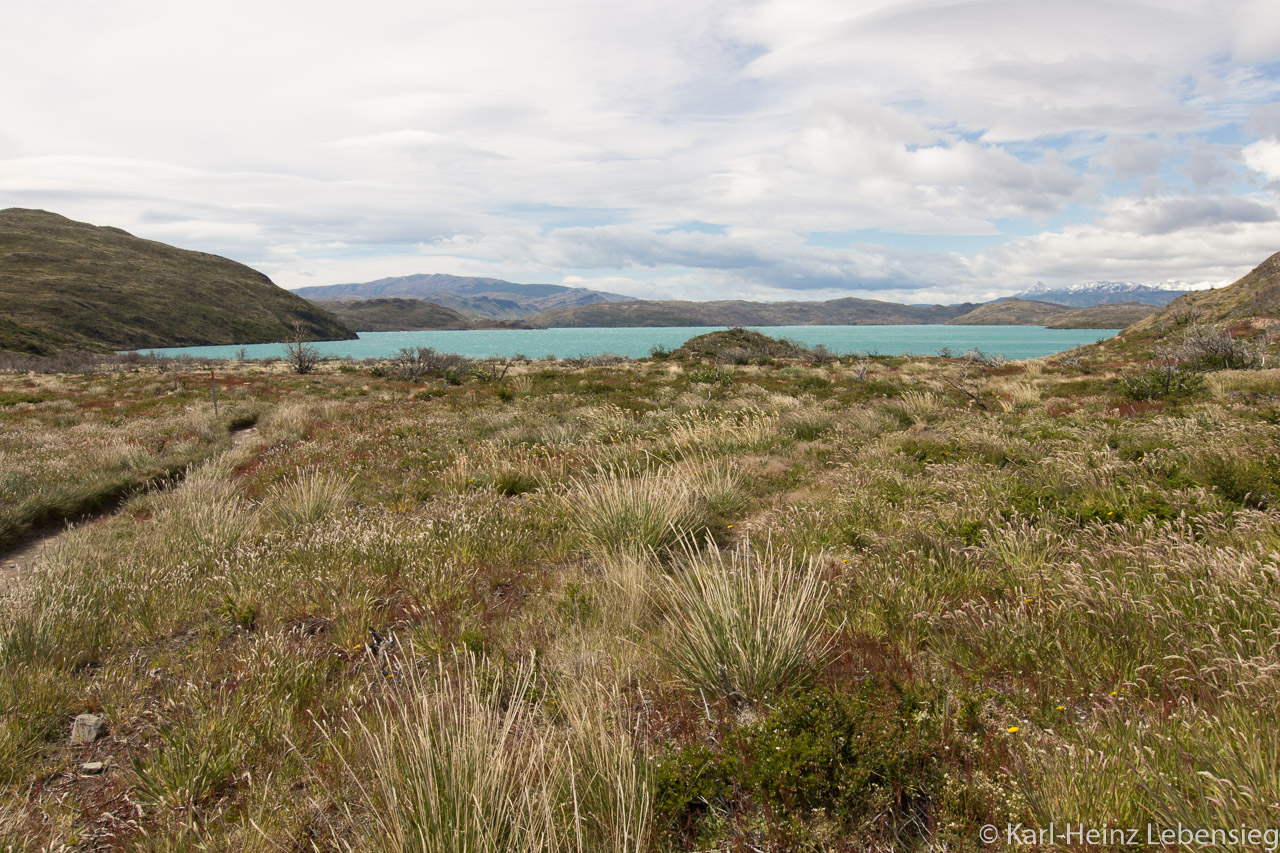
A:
[319,653,650,853]
[661,538,833,707]
[563,466,710,556]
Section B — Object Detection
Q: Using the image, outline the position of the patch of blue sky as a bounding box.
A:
[807,229,1009,252]
[558,266,692,284]
[1199,122,1252,146]
[1250,61,1280,93]
[492,203,630,229]
[659,221,726,236]
[998,132,1094,163]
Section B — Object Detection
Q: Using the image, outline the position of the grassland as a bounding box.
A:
[2,336,1280,851]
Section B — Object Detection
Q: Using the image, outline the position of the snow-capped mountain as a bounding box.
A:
[1013,280,1202,308]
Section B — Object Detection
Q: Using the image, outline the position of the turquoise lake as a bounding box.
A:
[136,325,1120,362]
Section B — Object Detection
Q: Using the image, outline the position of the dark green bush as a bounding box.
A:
[1004,481,1179,524]
[794,375,831,393]
[1119,366,1204,401]
[687,366,730,385]
[653,685,952,849]
[1193,453,1279,509]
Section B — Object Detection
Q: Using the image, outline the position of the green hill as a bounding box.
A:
[527,297,973,328]
[0,209,356,355]
[946,298,1069,325]
[672,327,812,360]
[311,298,534,331]
[1044,301,1157,329]
[293,273,635,319]
[946,298,1156,328]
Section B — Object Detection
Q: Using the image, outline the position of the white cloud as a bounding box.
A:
[1,0,1279,302]
[1098,194,1278,235]
[1243,139,1280,181]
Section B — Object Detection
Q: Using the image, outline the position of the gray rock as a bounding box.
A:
[70,714,105,745]
[80,761,107,775]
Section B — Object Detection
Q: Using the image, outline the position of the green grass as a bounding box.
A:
[3,349,1280,850]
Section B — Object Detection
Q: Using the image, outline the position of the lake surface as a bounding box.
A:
[136,325,1120,362]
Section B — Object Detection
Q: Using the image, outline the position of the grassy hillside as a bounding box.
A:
[946,298,1069,325]
[1084,252,1280,363]
[671,327,813,360]
[947,298,1155,328]
[5,344,1280,850]
[1127,251,1280,335]
[1044,301,1157,329]
[294,273,635,320]
[0,209,355,354]
[311,297,533,331]
[529,296,974,327]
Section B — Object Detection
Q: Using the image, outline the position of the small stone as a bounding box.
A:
[80,761,106,775]
[70,714,106,745]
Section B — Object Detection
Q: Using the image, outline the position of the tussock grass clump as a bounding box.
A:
[564,466,709,555]
[782,407,836,440]
[257,400,330,444]
[0,661,79,787]
[661,539,832,707]
[265,467,354,527]
[132,699,253,813]
[663,406,781,457]
[151,460,256,558]
[890,389,943,424]
[323,654,650,853]
[679,457,747,518]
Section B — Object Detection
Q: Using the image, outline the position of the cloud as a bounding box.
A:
[1100,136,1169,182]
[1100,195,1278,235]
[1,0,1278,302]
[1244,139,1280,181]
[971,217,1280,290]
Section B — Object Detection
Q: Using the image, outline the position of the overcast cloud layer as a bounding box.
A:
[3,0,1280,302]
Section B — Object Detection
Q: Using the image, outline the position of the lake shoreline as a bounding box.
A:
[131,325,1121,362]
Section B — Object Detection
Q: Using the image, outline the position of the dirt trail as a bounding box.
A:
[0,425,258,594]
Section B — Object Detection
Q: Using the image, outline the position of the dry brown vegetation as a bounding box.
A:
[2,341,1280,851]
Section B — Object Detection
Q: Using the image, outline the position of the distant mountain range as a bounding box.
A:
[522,296,975,327]
[297,274,1197,330]
[1013,280,1197,307]
[291,274,635,320]
[0,209,354,355]
[313,298,533,332]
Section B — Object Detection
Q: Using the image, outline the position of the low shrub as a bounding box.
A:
[1119,365,1204,401]
[653,684,962,849]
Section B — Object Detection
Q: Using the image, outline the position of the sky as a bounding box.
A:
[3,0,1280,304]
